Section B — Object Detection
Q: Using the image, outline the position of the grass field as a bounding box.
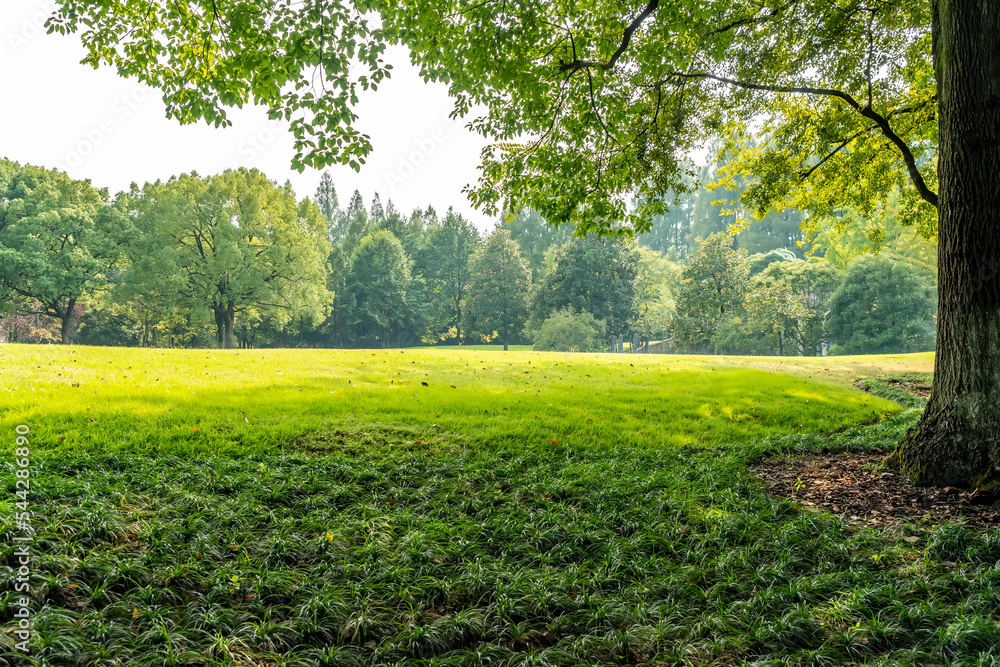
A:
[4,345,1000,666]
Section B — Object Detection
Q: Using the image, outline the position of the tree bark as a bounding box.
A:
[890,0,1000,489]
[223,303,236,350]
[214,307,225,347]
[58,298,77,345]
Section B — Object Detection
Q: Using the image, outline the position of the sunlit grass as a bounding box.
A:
[0,345,898,458]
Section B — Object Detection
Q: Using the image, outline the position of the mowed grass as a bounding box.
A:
[0,346,896,458]
[6,346,1000,666]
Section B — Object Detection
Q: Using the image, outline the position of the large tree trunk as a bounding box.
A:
[58,298,77,345]
[891,0,1000,489]
[223,303,236,350]
[214,307,225,346]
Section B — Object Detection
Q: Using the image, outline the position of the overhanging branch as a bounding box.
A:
[667,71,939,208]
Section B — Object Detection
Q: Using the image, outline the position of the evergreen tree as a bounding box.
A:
[315,171,344,243]
[369,193,385,226]
[341,189,371,255]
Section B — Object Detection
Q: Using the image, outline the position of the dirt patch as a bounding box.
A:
[882,378,932,398]
[854,377,932,399]
[752,452,1000,530]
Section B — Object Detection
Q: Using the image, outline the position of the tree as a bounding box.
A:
[759,259,843,355]
[415,209,481,342]
[0,160,127,343]
[348,230,412,347]
[46,0,1000,485]
[826,255,936,355]
[128,169,331,349]
[744,279,810,356]
[633,246,679,341]
[530,236,638,337]
[341,189,371,255]
[465,228,532,350]
[747,248,800,277]
[323,245,353,348]
[499,208,574,280]
[369,193,385,226]
[533,308,607,353]
[315,171,344,244]
[671,231,751,353]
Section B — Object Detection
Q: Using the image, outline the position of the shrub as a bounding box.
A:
[532,308,607,352]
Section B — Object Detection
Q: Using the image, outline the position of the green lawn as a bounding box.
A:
[0,346,898,458]
[4,345,1000,666]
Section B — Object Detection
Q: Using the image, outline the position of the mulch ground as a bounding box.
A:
[752,451,1000,530]
[753,379,1000,531]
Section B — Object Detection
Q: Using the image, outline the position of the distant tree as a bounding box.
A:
[746,247,800,276]
[324,245,353,348]
[499,207,573,280]
[826,255,936,355]
[465,228,531,350]
[369,193,385,226]
[315,171,343,243]
[341,189,371,255]
[760,259,843,355]
[633,247,680,342]
[532,308,607,353]
[415,209,481,343]
[0,310,62,344]
[671,231,751,353]
[348,230,412,347]
[530,236,638,337]
[744,279,810,356]
[0,161,128,343]
[128,169,331,349]
[637,188,696,258]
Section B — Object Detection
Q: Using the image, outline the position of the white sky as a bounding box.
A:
[0,1,495,230]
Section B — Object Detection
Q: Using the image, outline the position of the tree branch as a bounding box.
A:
[559,0,659,72]
[799,125,875,179]
[666,71,939,208]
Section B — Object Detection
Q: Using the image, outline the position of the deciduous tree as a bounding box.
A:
[465,228,531,350]
[348,230,413,347]
[415,209,481,342]
[531,236,638,337]
[0,161,127,343]
[128,169,331,349]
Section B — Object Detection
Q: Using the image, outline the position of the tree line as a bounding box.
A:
[0,159,936,355]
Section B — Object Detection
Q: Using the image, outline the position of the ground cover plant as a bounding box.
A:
[4,346,1000,666]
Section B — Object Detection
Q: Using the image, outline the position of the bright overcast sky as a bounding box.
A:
[1,2,496,230]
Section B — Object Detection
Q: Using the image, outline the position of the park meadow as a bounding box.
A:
[7,345,1000,666]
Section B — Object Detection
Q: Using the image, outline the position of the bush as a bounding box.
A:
[532,308,607,352]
